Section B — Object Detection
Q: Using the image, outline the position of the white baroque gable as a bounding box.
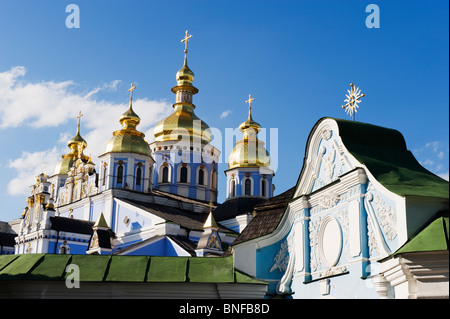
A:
[295,118,357,197]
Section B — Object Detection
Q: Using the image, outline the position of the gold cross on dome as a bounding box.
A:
[128,83,136,100]
[76,111,83,129]
[245,94,255,110]
[181,30,193,53]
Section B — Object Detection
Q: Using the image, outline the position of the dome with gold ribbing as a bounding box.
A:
[228,95,270,169]
[153,30,211,145]
[103,83,151,156]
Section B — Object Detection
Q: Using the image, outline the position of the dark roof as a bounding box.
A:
[50,216,94,235]
[305,118,449,199]
[152,189,211,208]
[213,197,266,221]
[0,232,16,247]
[119,199,236,234]
[232,187,295,246]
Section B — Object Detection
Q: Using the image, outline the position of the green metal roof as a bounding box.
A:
[332,118,449,199]
[0,254,265,285]
[393,215,449,256]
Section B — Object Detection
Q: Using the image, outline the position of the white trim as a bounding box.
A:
[177,163,191,184]
[158,163,172,184]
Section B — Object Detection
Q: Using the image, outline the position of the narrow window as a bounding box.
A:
[180,166,188,183]
[136,166,142,186]
[211,171,217,189]
[102,165,107,186]
[198,168,204,185]
[261,179,266,197]
[230,180,236,197]
[117,165,124,184]
[245,179,251,196]
[162,166,169,183]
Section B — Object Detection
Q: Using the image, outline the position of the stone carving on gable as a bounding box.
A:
[363,182,397,258]
[270,239,289,273]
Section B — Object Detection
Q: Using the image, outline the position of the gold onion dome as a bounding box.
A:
[103,84,151,156]
[228,96,270,169]
[54,111,89,175]
[153,30,211,145]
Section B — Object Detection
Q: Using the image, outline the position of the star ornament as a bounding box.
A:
[342,83,365,121]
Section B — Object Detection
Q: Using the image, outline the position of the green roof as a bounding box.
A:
[332,118,449,199]
[393,215,449,256]
[0,254,265,285]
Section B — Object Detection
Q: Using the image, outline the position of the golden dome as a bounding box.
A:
[153,105,211,144]
[228,139,270,169]
[176,55,195,86]
[104,131,150,155]
[153,49,211,144]
[102,86,151,156]
[54,113,90,175]
[228,98,270,169]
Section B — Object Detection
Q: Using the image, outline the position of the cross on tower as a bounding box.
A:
[76,110,83,130]
[128,83,136,101]
[181,30,193,53]
[245,94,255,111]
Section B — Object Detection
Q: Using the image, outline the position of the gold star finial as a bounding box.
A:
[128,83,136,101]
[181,30,192,53]
[341,83,365,121]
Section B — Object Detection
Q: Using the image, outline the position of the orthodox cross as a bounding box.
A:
[341,83,365,121]
[76,110,83,130]
[245,94,255,112]
[181,30,193,53]
[128,83,136,101]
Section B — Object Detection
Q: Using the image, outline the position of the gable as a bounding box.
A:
[294,118,449,199]
[294,118,358,197]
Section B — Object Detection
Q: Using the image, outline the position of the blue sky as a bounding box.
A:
[0,0,448,223]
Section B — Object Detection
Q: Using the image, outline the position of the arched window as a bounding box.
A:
[162,166,169,183]
[102,164,107,186]
[211,170,217,189]
[136,166,142,186]
[198,168,205,185]
[117,165,124,184]
[261,179,267,197]
[245,178,252,196]
[230,179,236,197]
[180,166,188,183]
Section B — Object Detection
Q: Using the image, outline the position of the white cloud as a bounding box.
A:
[438,171,449,181]
[413,140,449,179]
[1,66,172,196]
[7,147,62,196]
[220,110,232,119]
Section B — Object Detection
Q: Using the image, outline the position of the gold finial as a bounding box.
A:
[342,83,365,121]
[245,94,255,119]
[181,30,193,53]
[76,110,83,131]
[128,83,136,101]
[245,94,255,109]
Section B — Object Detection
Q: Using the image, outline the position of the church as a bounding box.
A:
[0,32,448,299]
